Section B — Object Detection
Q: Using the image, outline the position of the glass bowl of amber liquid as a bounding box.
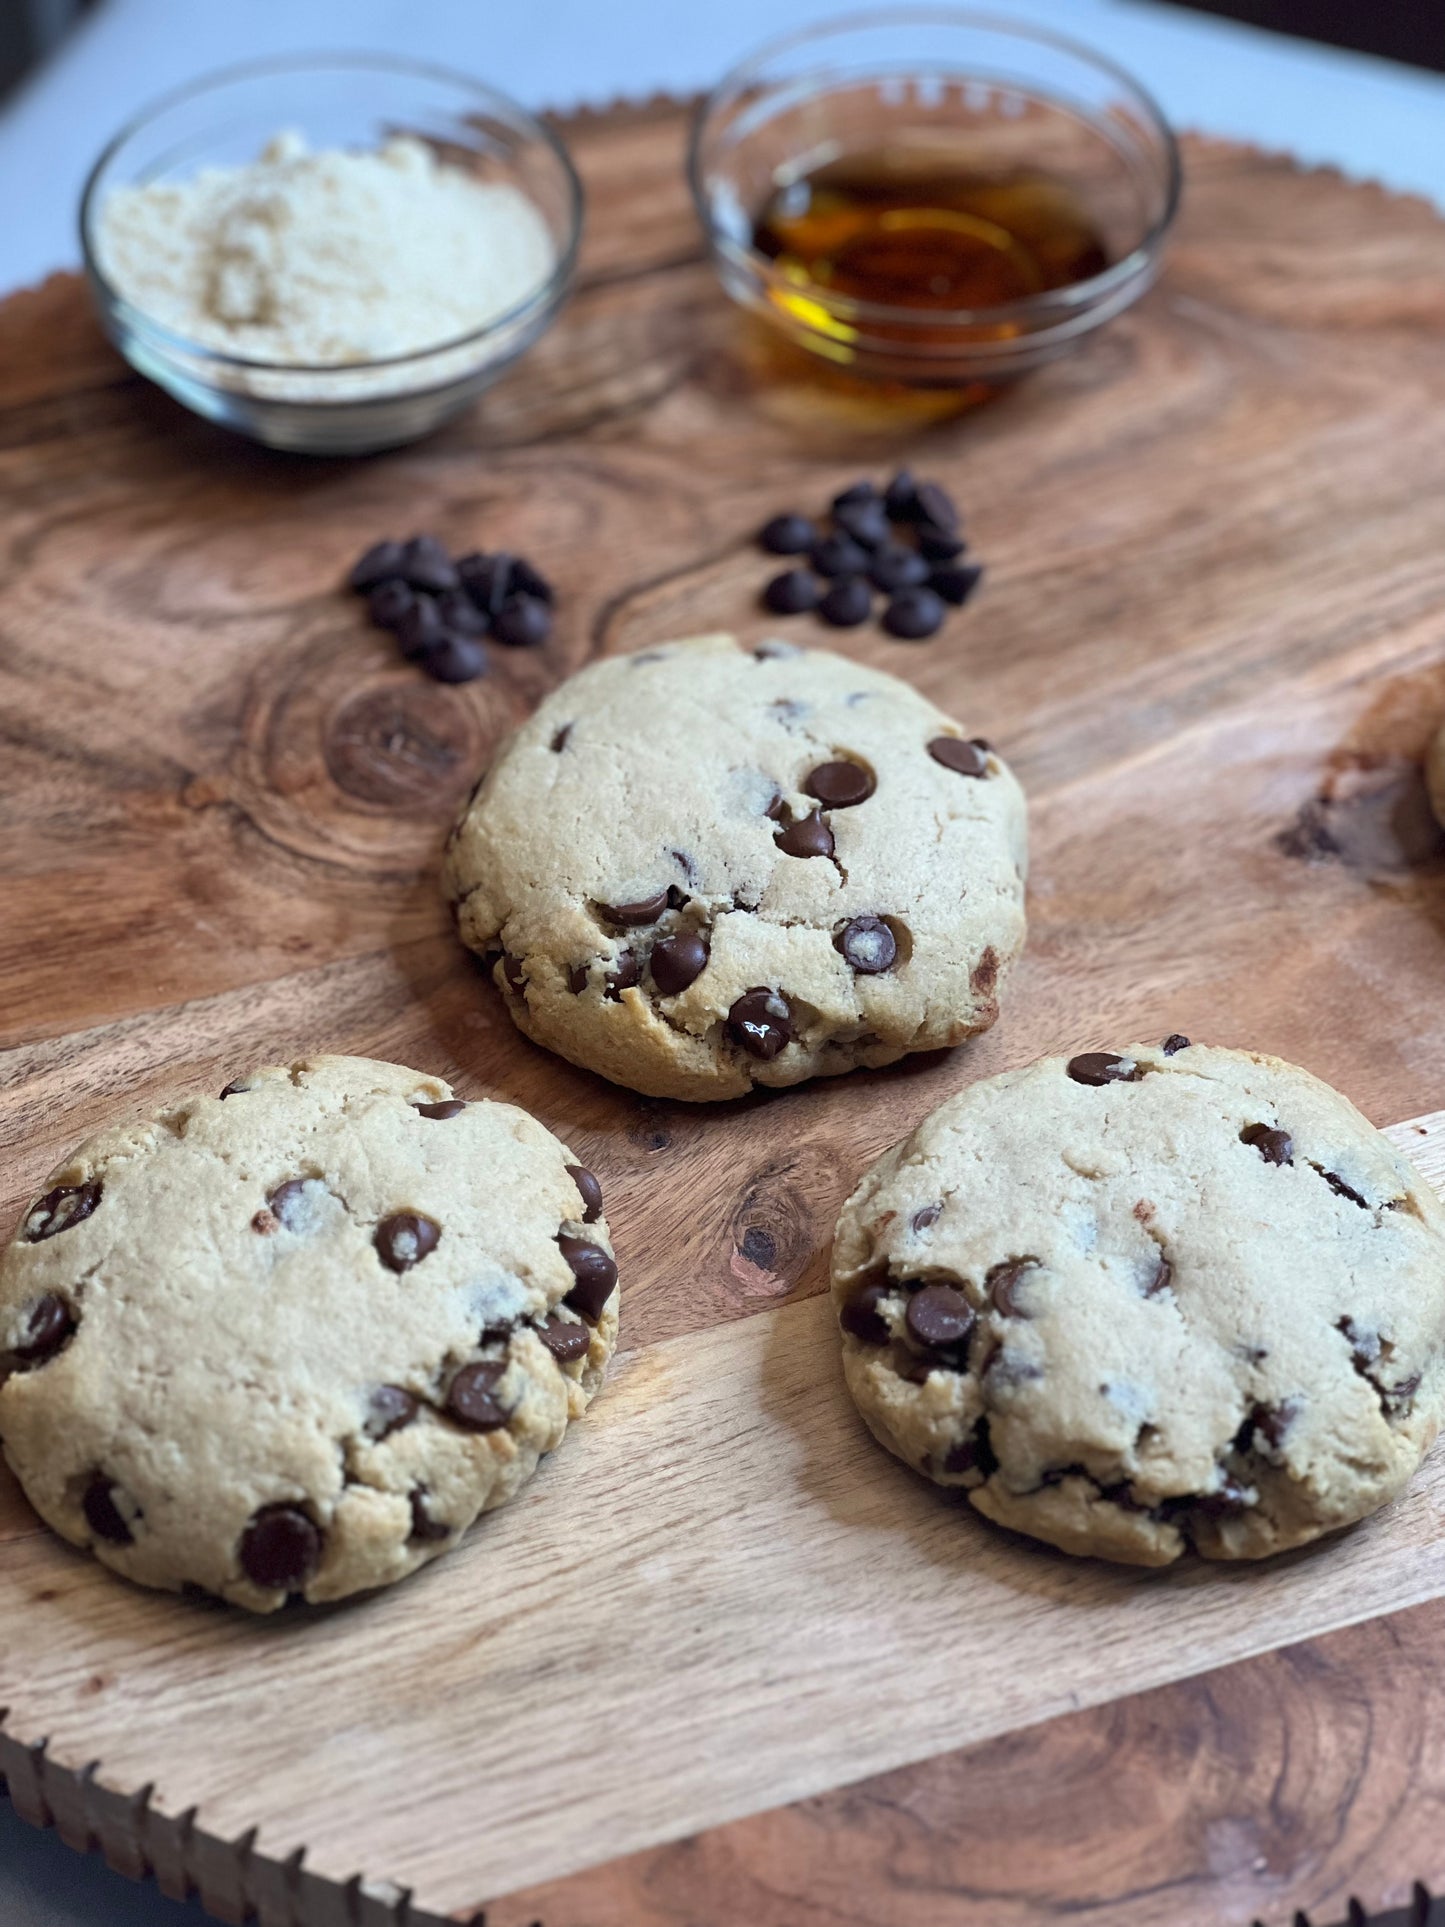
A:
[688,10,1181,388]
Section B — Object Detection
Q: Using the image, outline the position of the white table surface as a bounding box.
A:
[3,2,1445,1923]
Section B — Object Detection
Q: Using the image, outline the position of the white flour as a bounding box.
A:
[96,131,555,369]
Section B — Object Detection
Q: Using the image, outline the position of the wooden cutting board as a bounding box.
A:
[3,98,1445,1927]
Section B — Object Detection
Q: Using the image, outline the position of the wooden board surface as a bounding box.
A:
[3,99,1445,1927]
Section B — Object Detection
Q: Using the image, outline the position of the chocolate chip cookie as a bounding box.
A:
[443,634,1027,1100]
[832,1040,1445,1565]
[0,1056,618,1611]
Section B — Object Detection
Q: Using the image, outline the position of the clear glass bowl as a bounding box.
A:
[688,9,1181,388]
[79,55,583,455]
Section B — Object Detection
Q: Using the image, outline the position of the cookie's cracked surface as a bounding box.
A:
[442,634,1028,1100]
[0,1056,618,1611]
[832,1040,1445,1564]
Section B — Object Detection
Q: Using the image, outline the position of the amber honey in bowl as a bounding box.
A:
[751,147,1110,314]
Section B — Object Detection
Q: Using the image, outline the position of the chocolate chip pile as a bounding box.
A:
[758,471,982,641]
[348,534,555,684]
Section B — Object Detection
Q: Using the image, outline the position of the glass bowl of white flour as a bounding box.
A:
[80,55,583,454]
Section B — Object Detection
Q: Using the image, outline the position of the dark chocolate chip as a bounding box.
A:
[927,736,989,777]
[762,568,821,615]
[494,593,552,648]
[836,916,897,974]
[239,1505,322,1591]
[24,1179,103,1243]
[10,1293,77,1365]
[775,810,835,859]
[567,1163,604,1222]
[868,543,931,592]
[537,1315,591,1364]
[83,1474,133,1546]
[811,532,870,579]
[650,931,709,995]
[395,595,443,658]
[366,1385,419,1440]
[420,632,489,684]
[511,557,554,603]
[1249,1398,1300,1450]
[834,499,890,549]
[1323,1169,1368,1207]
[943,1422,998,1476]
[606,948,640,998]
[399,535,458,594]
[218,1079,251,1099]
[1161,1034,1191,1055]
[1067,1052,1141,1086]
[912,1204,942,1232]
[600,889,670,927]
[502,953,527,995]
[409,1491,452,1542]
[1144,1254,1172,1298]
[349,540,406,592]
[928,563,983,606]
[884,470,919,520]
[456,551,511,615]
[759,513,818,555]
[913,481,960,535]
[551,724,573,753]
[414,1099,466,1120]
[1195,1476,1254,1520]
[906,1283,976,1354]
[374,1212,441,1273]
[436,589,489,636]
[918,525,966,562]
[267,1179,312,1228]
[988,1257,1039,1318]
[567,962,590,994]
[806,760,874,808]
[558,1234,619,1320]
[818,577,873,627]
[368,579,417,630]
[1240,1123,1293,1165]
[832,481,880,512]
[840,1278,890,1345]
[727,987,796,1061]
[882,586,946,640]
[446,1360,509,1431]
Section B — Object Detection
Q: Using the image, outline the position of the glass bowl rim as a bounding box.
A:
[78,49,585,379]
[686,5,1183,332]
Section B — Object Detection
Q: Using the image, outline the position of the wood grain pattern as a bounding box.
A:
[3,99,1445,1927]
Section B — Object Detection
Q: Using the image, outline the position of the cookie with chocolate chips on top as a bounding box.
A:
[832,1040,1445,1565]
[442,633,1027,1100]
[0,1056,618,1611]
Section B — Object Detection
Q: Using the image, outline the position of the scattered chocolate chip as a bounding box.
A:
[368,579,417,630]
[918,525,966,563]
[988,1257,1039,1318]
[775,810,835,858]
[806,759,875,808]
[1161,1034,1191,1055]
[943,1422,998,1476]
[727,987,796,1061]
[1144,1254,1172,1298]
[1323,1169,1369,1208]
[567,962,590,994]
[818,577,873,627]
[1240,1123,1293,1165]
[239,1505,322,1591]
[494,593,552,648]
[446,1360,509,1431]
[537,1315,591,1364]
[762,568,820,615]
[399,535,458,594]
[883,586,946,640]
[759,512,818,555]
[502,953,527,994]
[551,724,573,753]
[600,889,670,926]
[927,736,988,777]
[868,543,931,592]
[912,1204,942,1232]
[267,1178,312,1228]
[836,916,897,973]
[436,589,489,636]
[840,1278,890,1345]
[884,470,919,520]
[394,596,443,660]
[409,1491,451,1542]
[414,1099,466,1120]
[1067,1052,1141,1086]
[374,1212,441,1273]
[251,1209,278,1234]
[811,532,870,579]
[650,931,710,995]
[456,551,510,615]
[764,788,786,820]
[832,481,880,513]
[906,1283,975,1354]
[567,1164,604,1222]
[24,1179,103,1243]
[606,949,640,998]
[834,499,890,549]
[420,632,489,684]
[349,540,406,592]
[83,1474,133,1546]
[928,563,983,606]
[366,1385,419,1440]
[1195,1476,1254,1520]
[913,481,960,536]
[558,1234,619,1320]
[511,557,554,604]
